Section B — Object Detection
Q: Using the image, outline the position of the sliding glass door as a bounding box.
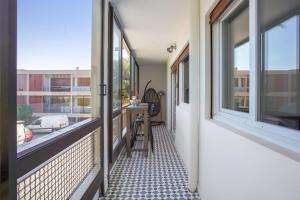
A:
[112,19,122,150]
[1,0,105,198]
[108,5,139,168]
[121,39,131,137]
[16,0,104,198]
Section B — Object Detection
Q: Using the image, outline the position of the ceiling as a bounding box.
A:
[112,0,189,66]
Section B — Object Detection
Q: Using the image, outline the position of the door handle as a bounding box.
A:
[100,84,107,96]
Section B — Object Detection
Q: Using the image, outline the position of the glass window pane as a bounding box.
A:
[17,0,93,146]
[113,115,122,150]
[121,40,131,136]
[131,57,135,96]
[222,4,250,113]
[112,19,122,147]
[122,109,127,138]
[72,96,91,113]
[122,40,131,105]
[260,0,300,129]
[113,20,122,111]
[135,64,139,96]
[183,56,189,103]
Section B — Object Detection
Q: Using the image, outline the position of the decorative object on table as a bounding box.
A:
[130,96,141,106]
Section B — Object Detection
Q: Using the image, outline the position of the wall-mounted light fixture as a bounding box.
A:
[167,43,177,53]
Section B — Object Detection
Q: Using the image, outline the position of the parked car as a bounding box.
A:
[27,115,69,134]
[17,121,33,145]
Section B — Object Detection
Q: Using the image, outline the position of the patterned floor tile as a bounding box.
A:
[100,126,200,200]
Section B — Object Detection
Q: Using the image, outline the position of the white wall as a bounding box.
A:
[194,0,300,199]
[139,64,167,122]
[165,10,196,189]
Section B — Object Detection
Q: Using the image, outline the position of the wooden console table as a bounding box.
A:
[126,103,148,157]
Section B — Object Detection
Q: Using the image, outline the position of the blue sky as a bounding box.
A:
[17,0,92,70]
[17,1,298,71]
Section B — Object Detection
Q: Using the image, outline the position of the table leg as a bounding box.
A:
[144,110,149,157]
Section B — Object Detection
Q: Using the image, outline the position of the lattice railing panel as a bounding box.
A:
[17,133,95,200]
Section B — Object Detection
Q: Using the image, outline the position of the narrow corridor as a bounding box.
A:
[101,126,200,200]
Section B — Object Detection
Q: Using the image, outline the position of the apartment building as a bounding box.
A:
[17,69,92,122]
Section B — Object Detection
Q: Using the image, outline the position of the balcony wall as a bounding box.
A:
[165,7,191,185]
[195,0,300,199]
[138,64,167,122]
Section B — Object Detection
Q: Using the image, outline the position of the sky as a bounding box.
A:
[17,1,298,71]
[17,0,92,70]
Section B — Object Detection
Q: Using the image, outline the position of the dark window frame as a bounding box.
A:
[171,44,189,105]
[0,0,106,198]
[108,3,140,169]
[181,55,190,104]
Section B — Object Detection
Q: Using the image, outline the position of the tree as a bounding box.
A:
[17,104,33,125]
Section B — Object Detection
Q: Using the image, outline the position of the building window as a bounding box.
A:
[50,77,71,92]
[43,96,71,113]
[72,96,91,113]
[260,0,300,130]
[77,77,90,87]
[211,0,300,154]
[181,56,189,104]
[221,2,249,113]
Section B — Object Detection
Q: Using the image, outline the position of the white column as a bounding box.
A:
[188,0,200,192]
[103,0,110,193]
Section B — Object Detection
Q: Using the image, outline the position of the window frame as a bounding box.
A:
[217,0,250,119]
[211,0,300,162]
[4,0,106,198]
[171,43,189,106]
[179,55,190,105]
[108,3,140,168]
[121,37,132,107]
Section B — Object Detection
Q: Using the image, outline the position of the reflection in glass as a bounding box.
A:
[182,56,189,103]
[113,115,122,150]
[131,57,136,96]
[261,0,300,129]
[134,63,139,96]
[122,40,131,105]
[222,4,250,113]
[122,109,127,138]
[113,20,122,111]
[121,40,131,137]
[112,19,122,148]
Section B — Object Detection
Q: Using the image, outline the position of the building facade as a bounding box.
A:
[17,69,92,123]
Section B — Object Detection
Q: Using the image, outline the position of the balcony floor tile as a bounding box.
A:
[100,126,200,200]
